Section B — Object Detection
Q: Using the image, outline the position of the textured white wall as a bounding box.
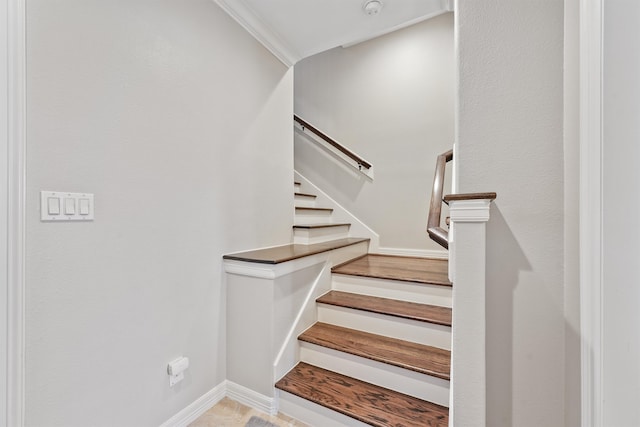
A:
[602,2,640,425]
[25,1,293,425]
[294,13,454,252]
[456,1,565,426]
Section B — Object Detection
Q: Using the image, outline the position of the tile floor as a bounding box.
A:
[189,397,310,427]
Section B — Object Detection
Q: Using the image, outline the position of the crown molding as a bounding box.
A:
[212,0,299,67]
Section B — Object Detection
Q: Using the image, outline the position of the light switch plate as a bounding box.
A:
[41,191,94,221]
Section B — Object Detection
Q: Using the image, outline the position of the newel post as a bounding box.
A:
[445,193,496,427]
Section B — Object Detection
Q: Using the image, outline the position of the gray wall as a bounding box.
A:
[294,13,454,253]
[25,1,293,425]
[456,1,566,425]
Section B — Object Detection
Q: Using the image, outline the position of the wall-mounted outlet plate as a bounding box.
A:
[169,371,184,387]
[41,191,94,221]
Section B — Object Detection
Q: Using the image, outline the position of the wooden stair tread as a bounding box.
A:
[222,238,369,264]
[294,192,316,198]
[275,362,448,427]
[295,207,334,212]
[294,181,301,186]
[293,223,349,229]
[317,290,451,326]
[332,254,451,286]
[299,322,450,379]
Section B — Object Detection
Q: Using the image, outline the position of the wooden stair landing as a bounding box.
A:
[299,322,450,379]
[317,290,451,326]
[333,254,451,286]
[276,362,449,427]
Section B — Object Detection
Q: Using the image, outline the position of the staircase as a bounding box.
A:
[276,181,452,427]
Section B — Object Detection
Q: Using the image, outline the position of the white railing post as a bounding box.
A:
[447,197,494,427]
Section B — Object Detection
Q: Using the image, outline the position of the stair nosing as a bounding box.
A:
[276,362,448,427]
[294,192,316,198]
[331,254,452,287]
[332,271,452,287]
[317,290,452,327]
[299,322,450,380]
[293,223,350,229]
[294,207,334,212]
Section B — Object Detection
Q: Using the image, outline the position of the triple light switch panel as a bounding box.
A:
[40,191,94,221]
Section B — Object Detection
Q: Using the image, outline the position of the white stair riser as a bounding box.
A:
[332,274,452,308]
[317,304,451,350]
[294,183,301,192]
[277,390,371,427]
[293,225,350,244]
[294,195,316,208]
[300,343,450,407]
[295,210,334,224]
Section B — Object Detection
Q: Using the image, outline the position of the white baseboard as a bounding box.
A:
[226,381,277,416]
[377,247,448,259]
[159,382,226,427]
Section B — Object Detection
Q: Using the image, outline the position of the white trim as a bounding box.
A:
[5,0,26,425]
[447,200,492,427]
[579,0,604,425]
[443,0,455,13]
[226,381,277,416]
[273,263,330,380]
[377,247,448,259]
[448,199,492,223]
[212,0,298,66]
[224,260,279,280]
[224,254,325,280]
[158,382,226,427]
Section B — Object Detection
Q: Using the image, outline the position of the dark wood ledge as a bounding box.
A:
[223,237,369,265]
[443,192,497,204]
[293,223,350,229]
[294,192,317,198]
[295,207,334,212]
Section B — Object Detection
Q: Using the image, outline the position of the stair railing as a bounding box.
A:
[427,149,453,249]
[294,115,374,179]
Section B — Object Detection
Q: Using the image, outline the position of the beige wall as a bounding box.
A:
[456,1,566,425]
[294,13,454,253]
[25,1,293,425]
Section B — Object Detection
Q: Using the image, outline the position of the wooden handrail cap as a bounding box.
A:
[443,192,497,204]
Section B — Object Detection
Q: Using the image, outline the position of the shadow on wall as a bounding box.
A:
[294,130,368,203]
[485,205,531,427]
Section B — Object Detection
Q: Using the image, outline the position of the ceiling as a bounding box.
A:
[213,0,453,66]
